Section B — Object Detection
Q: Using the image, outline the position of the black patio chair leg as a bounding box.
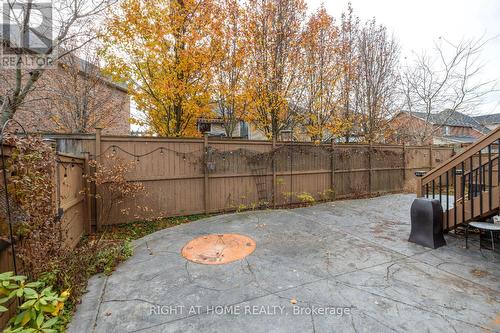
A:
[491,231,495,252]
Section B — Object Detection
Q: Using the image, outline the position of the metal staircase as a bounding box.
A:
[417,127,500,231]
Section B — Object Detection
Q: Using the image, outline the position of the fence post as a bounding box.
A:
[368,140,373,194]
[331,139,335,197]
[429,144,433,170]
[95,127,102,163]
[83,152,92,234]
[203,134,209,215]
[402,143,406,185]
[94,127,102,231]
[272,138,277,208]
[416,177,423,197]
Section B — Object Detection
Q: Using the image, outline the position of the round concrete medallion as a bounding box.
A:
[181,234,256,265]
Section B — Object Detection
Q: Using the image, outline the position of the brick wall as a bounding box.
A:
[0,56,130,135]
[388,112,484,144]
[435,125,483,139]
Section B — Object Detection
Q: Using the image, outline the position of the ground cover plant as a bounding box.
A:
[99,214,211,241]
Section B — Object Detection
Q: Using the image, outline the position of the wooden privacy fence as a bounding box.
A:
[0,151,86,325]
[56,153,88,248]
[0,147,87,327]
[53,132,455,226]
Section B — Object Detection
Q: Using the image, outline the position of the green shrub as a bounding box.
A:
[94,240,133,275]
[38,238,134,309]
[0,272,69,333]
[318,188,335,201]
[296,192,315,203]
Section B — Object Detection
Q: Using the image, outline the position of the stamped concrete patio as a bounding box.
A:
[69,194,500,333]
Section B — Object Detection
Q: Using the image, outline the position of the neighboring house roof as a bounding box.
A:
[434,135,477,144]
[400,109,490,134]
[71,57,128,93]
[197,117,227,124]
[197,103,245,124]
[473,113,500,125]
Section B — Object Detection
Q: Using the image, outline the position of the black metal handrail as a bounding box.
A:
[423,139,500,231]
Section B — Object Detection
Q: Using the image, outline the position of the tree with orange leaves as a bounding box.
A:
[213,0,249,138]
[300,6,343,142]
[244,0,307,139]
[103,0,221,136]
[337,3,360,143]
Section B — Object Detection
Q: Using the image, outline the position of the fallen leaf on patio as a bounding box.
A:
[470,269,488,278]
[290,299,297,304]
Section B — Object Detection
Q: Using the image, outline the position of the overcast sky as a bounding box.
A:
[308,0,500,116]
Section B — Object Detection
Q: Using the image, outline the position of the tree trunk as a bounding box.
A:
[0,100,15,128]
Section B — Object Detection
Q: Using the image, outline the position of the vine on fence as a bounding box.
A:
[93,141,413,217]
[204,144,397,207]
